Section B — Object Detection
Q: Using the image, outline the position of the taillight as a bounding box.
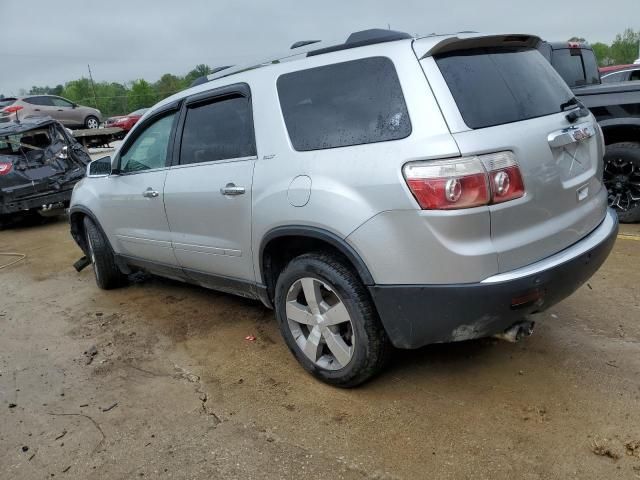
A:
[0,162,13,176]
[3,105,23,113]
[403,151,525,210]
[481,151,525,204]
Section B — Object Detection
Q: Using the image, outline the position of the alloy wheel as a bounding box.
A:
[603,156,640,212]
[285,277,355,370]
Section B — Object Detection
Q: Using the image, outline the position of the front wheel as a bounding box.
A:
[603,142,640,223]
[83,217,126,289]
[274,253,389,387]
[85,116,99,129]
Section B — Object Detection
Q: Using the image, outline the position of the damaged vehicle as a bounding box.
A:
[71,30,618,387]
[0,118,91,225]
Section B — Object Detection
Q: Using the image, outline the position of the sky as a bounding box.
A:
[1,0,638,95]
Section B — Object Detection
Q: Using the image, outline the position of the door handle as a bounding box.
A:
[34,109,41,111]
[220,183,246,196]
[142,188,159,198]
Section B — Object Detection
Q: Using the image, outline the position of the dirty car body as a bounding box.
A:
[0,118,91,216]
[70,30,618,386]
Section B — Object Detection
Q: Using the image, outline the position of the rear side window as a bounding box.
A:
[24,96,53,106]
[277,57,411,151]
[179,96,256,165]
[436,48,573,129]
[0,98,16,108]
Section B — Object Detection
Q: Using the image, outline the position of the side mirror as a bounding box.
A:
[72,103,77,109]
[87,156,114,177]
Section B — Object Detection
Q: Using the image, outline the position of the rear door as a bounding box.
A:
[417,40,607,272]
[23,96,57,119]
[163,84,257,291]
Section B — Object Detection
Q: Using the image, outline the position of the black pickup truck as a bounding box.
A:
[539,41,640,223]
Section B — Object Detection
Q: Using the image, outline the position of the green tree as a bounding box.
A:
[61,78,94,106]
[127,79,157,111]
[609,28,640,64]
[154,73,184,100]
[185,64,212,85]
[591,42,612,66]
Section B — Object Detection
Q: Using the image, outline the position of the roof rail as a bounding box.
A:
[205,28,413,83]
[307,28,412,57]
[291,40,321,49]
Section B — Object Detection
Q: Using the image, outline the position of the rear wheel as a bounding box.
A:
[274,253,389,387]
[85,116,99,129]
[83,217,126,289]
[603,142,640,223]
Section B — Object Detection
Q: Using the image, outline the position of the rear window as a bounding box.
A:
[551,48,600,87]
[436,48,573,129]
[277,57,411,151]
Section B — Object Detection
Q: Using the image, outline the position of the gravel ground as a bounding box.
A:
[0,218,639,479]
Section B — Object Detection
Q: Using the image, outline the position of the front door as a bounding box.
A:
[50,97,80,127]
[98,110,179,267]
[163,86,257,291]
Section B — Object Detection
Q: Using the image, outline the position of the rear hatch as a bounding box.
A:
[0,124,87,202]
[0,98,17,122]
[415,35,607,272]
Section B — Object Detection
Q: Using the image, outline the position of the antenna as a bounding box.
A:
[87,64,99,109]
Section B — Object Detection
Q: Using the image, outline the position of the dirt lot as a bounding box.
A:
[1,217,639,479]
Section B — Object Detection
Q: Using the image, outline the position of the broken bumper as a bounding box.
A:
[369,209,619,349]
[0,189,73,215]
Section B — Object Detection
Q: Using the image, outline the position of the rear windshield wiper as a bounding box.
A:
[560,97,579,111]
[560,97,590,123]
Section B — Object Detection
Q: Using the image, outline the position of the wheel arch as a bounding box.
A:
[600,119,640,146]
[69,205,114,257]
[259,226,375,303]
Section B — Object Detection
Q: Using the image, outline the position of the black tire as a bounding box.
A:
[603,142,640,223]
[85,116,99,129]
[274,252,389,387]
[83,216,126,289]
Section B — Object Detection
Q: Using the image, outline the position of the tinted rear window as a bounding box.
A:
[0,98,16,108]
[277,57,411,151]
[436,48,573,129]
[551,48,600,87]
[179,96,256,164]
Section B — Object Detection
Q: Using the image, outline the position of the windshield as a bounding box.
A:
[435,47,574,129]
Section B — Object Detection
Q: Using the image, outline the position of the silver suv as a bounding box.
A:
[70,30,618,387]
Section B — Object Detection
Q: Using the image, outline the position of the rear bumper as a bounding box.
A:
[369,209,619,349]
[0,189,73,215]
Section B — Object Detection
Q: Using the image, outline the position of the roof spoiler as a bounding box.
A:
[416,34,541,59]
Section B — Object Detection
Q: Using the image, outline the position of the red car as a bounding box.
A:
[104,108,148,132]
[598,64,636,75]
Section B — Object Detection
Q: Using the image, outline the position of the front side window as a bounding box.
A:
[119,112,176,173]
[179,95,256,165]
[51,97,74,108]
[277,57,411,151]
